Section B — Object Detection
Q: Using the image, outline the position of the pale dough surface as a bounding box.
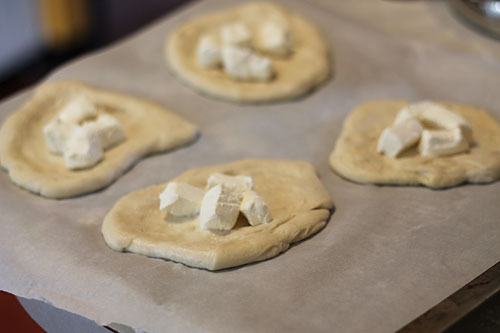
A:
[102,159,334,270]
[166,2,330,103]
[330,100,500,188]
[0,81,198,198]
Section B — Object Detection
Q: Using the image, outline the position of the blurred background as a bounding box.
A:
[0,1,192,331]
[0,0,499,332]
[1,0,499,101]
[0,0,191,100]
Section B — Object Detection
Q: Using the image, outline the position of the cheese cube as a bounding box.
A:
[58,94,97,125]
[396,101,472,142]
[197,35,221,69]
[199,184,240,231]
[240,190,272,226]
[221,46,273,82]
[256,22,290,57]
[221,46,252,80]
[377,117,423,157]
[417,102,472,142]
[159,182,204,217]
[44,94,98,154]
[206,173,254,194]
[63,125,103,169]
[419,128,469,157]
[87,114,126,150]
[220,22,251,47]
[43,118,72,155]
[394,104,423,125]
[248,54,273,81]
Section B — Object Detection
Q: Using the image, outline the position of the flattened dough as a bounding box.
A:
[166,2,330,103]
[102,160,334,270]
[330,100,500,188]
[0,81,198,198]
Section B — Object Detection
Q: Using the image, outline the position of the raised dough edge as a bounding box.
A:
[0,81,199,198]
[166,2,330,103]
[101,159,334,270]
[329,100,500,188]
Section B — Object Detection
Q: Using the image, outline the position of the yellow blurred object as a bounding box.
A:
[39,0,90,49]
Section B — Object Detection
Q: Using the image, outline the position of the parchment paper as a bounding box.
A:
[1,0,500,332]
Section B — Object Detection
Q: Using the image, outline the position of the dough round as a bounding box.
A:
[166,2,330,103]
[329,100,500,188]
[0,81,198,198]
[102,159,334,270]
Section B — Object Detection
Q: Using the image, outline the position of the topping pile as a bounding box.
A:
[43,94,126,169]
[159,173,272,231]
[196,21,291,82]
[377,102,472,158]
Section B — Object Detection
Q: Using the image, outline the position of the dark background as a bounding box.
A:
[0,1,189,332]
[0,0,499,332]
[0,0,188,100]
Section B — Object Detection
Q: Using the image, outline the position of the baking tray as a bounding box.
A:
[1,0,500,332]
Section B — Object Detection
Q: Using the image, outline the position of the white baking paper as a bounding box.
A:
[1,0,500,332]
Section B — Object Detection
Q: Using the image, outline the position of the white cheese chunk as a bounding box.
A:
[240,190,272,226]
[44,94,98,154]
[43,118,72,155]
[58,94,97,125]
[256,22,290,57]
[416,101,469,129]
[247,54,273,81]
[395,101,472,142]
[199,184,241,231]
[419,128,469,157]
[206,173,254,194]
[63,125,103,169]
[221,46,273,82]
[197,35,221,69]
[394,104,423,125]
[43,94,127,169]
[417,102,472,142]
[377,117,423,157]
[220,22,251,47]
[380,101,473,158]
[87,114,126,150]
[159,182,204,217]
